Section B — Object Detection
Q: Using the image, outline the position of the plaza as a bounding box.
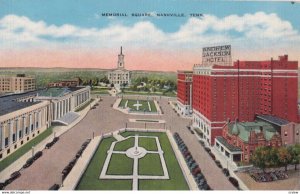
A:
[1,95,238,190]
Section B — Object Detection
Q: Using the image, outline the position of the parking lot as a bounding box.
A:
[5,96,235,190]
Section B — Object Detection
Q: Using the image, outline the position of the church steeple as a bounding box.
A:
[117,46,125,69]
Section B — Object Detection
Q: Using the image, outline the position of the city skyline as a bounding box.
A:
[0,0,300,71]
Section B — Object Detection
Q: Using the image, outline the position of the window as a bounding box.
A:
[284,131,288,137]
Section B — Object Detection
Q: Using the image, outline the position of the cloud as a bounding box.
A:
[0,12,299,51]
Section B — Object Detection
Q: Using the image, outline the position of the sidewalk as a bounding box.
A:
[0,98,99,182]
[60,136,102,190]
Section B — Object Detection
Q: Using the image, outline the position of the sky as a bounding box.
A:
[0,0,299,71]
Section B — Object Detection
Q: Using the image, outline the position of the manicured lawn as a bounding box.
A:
[0,127,53,172]
[107,154,133,175]
[114,137,135,151]
[75,99,94,112]
[118,99,157,112]
[138,153,163,176]
[121,131,189,190]
[138,137,158,151]
[91,88,110,94]
[76,137,132,190]
[119,99,128,108]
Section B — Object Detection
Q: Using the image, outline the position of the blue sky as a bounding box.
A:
[0,0,299,32]
[0,0,299,70]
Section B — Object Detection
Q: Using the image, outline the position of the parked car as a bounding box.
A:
[45,142,53,149]
[10,171,21,180]
[215,160,222,168]
[229,177,239,188]
[53,137,59,143]
[222,168,230,177]
[49,183,60,190]
[0,182,6,190]
[209,152,216,160]
[192,167,201,176]
[23,158,34,168]
[33,151,43,160]
[204,147,211,152]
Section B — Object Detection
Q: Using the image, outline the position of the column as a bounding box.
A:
[0,124,4,150]
[38,111,41,129]
[9,120,13,146]
[29,114,32,133]
[34,112,37,131]
[58,101,61,119]
[54,102,58,120]
[15,118,19,142]
[23,116,26,137]
[1,124,5,149]
[66,99,69,113]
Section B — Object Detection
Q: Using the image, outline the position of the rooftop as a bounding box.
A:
[228,121,277,142]
[37,87,84,97]
[216,136,242,152]
[256,114,290,126]
[0,91,40,116]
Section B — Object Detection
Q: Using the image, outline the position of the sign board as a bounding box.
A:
[202,45,232,66]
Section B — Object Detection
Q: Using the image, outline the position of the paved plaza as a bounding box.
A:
[5,95,236,190]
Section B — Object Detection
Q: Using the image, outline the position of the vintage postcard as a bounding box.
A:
[0,0,299,192]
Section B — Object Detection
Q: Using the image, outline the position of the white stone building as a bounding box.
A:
[107,47,131,86]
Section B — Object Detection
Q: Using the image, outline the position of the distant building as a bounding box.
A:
[215,115,299,163]
[47,77,82,88]
[176,71,193,116]
[107,46,131,86]
[0,74,36,94]
[192,55,298,146]
[0,86,90,161]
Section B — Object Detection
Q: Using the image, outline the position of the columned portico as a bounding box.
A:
[9,121,13,146]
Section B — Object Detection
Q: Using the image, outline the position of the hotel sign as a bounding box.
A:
[202,45,232,66]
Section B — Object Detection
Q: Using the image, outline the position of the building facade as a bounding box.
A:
[108,47,131,85]
[192,55,298,146]
[47,77,82,88]
[176,71,193,116]
[0,74,36,94]
[215,119,282,162]
[0,86,90,161]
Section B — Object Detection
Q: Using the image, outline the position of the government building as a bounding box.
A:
[0,86,90,160]
[0,74,36,95]
[107,47,131,86]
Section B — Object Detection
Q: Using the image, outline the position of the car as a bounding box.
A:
[91,106,96,109]
[215,160,222,168]
[185,155,193,162]
[190,163,199,170]
[23,158,34,168]
[222,168,230,177]
[33,151,43,160]
[192,167,201,176]
[204,147,211,152]
[49,183,60,190]
[187,160,196,166]
[53,137,59,143]
[190,130,195,134]
[0,182,6,190]
[209,152,216,160]
[186,126,191,130]
[10,171,21,180]
[229,177,239,188]
[45,142,53,149]
[183,151,191,157]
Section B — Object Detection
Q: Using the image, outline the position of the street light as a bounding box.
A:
[31,146,35,157]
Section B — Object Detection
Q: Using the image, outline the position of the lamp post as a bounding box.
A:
[31,146,35,157]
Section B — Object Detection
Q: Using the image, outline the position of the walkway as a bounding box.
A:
[99,135,169,190]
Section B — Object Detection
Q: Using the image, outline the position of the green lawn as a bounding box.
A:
[75,99,94,112]
[121,131,189,190]
[138,137,158,151]
[0,127,53,172]
[107,154,133,175]
[91,88,110,94]
[114,137,135,151]
[138,153,163,176]
[76,137,132,190]
[118,99,128,108]
[118,99,157,112]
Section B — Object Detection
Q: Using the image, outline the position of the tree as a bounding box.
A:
[277,146,292,171]
[288,144,300,170]
[250,146,271,172]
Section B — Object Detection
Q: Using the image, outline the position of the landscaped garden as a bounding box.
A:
[118,99,157,113]
[76,132,189,190]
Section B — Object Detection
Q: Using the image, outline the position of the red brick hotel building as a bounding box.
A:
[184,55,299,146]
